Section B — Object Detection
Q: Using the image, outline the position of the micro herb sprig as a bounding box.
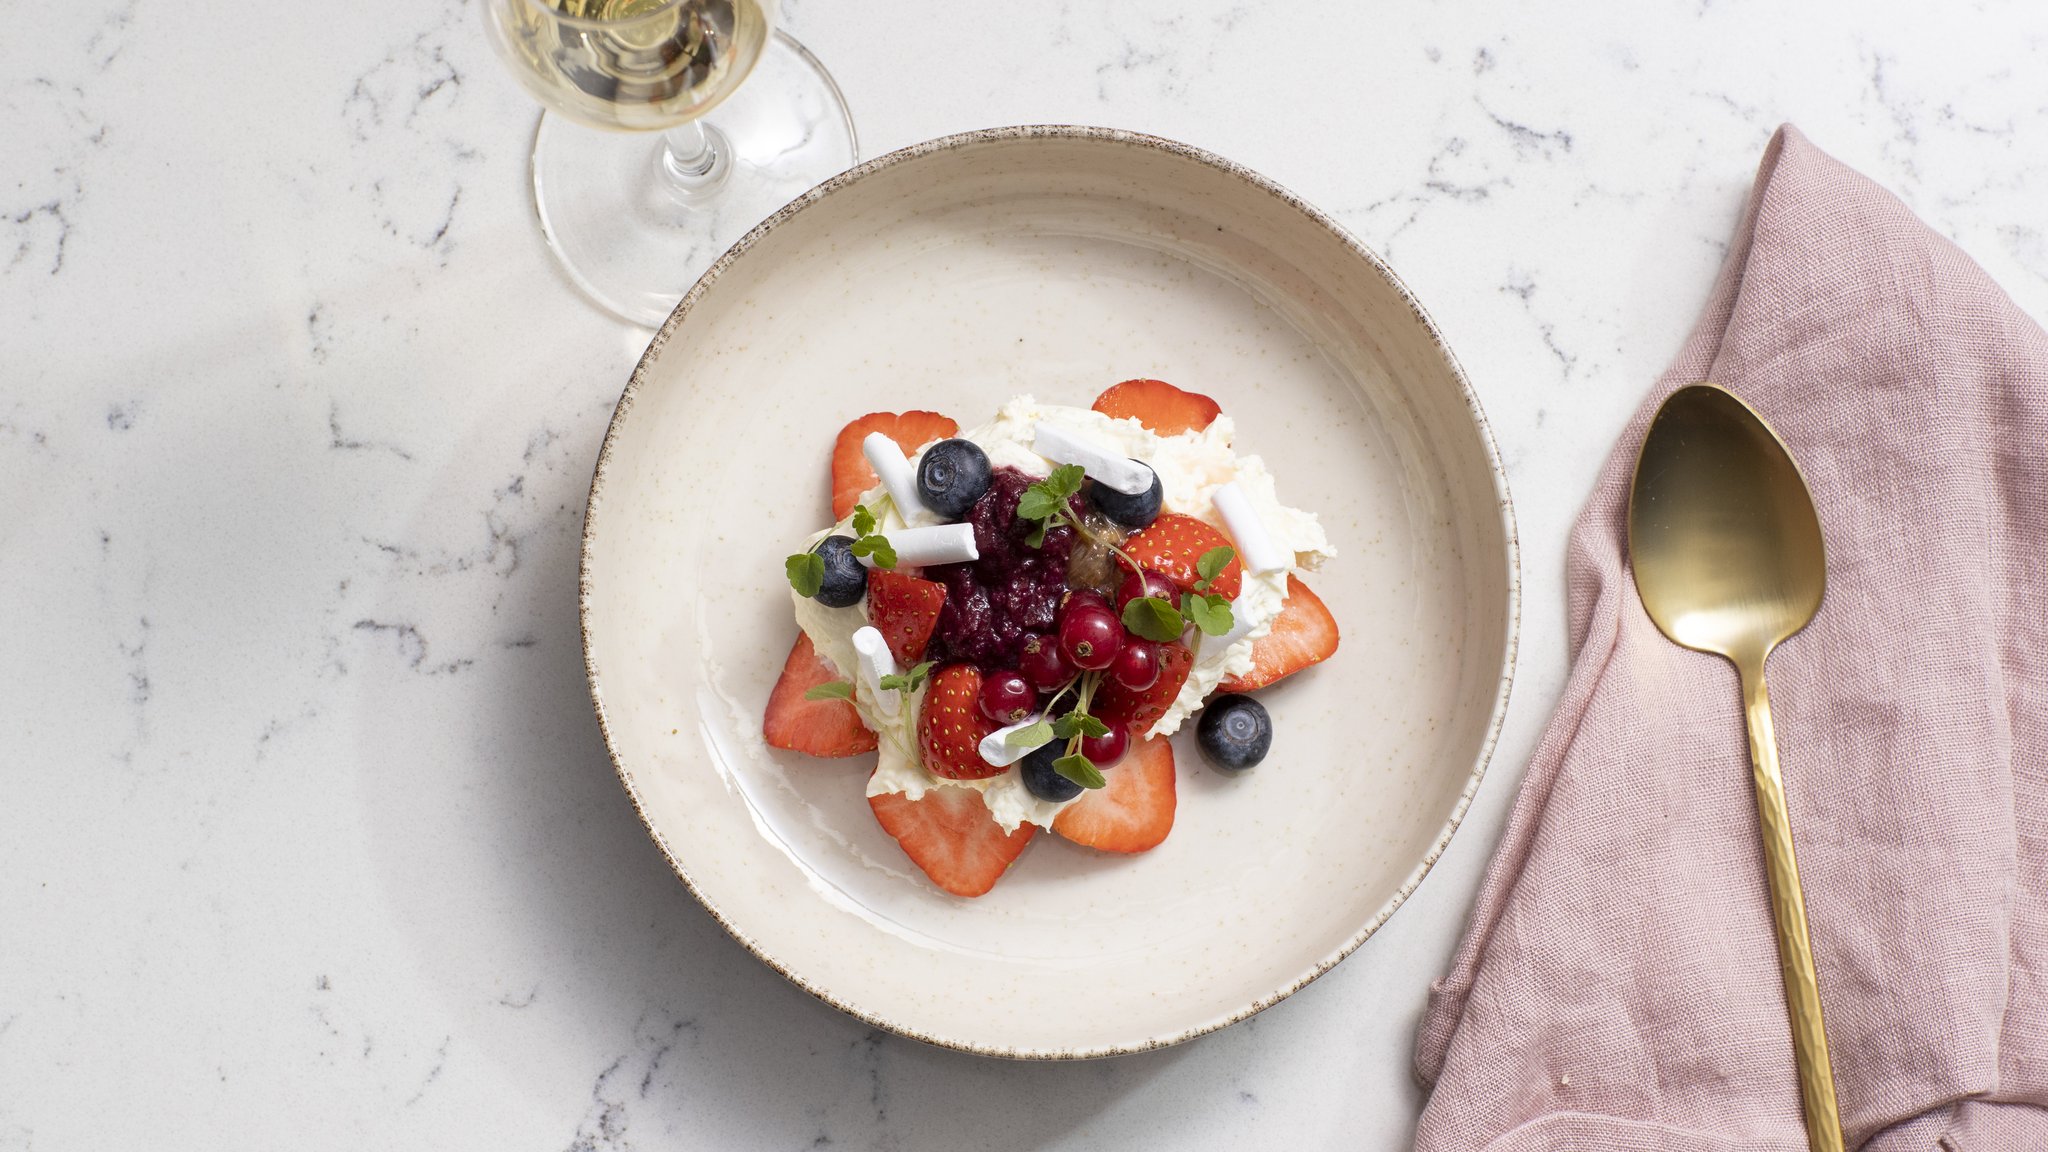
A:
[1003,717,1054,751]
[997,670,1114,789]
[1015,464,1087,549]
[877,660,934,695]
[802,657,932,705]
[1183,544,1237,634]
[846,504,897,569]
[1016,465,1151,575]
[784,504,897,596]
[1047,672,1111,789]
[1119,544,1237,641]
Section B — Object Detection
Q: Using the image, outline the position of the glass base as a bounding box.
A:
[531,31,858,328]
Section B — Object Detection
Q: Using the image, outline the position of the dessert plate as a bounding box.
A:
[580,126,1517,1057]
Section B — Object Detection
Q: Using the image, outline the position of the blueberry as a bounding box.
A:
[812,535,867,608]
[1197,696,1271,772]
[917,439,994,520]
[1020,741,1083,802]
[1089,462,1162,529]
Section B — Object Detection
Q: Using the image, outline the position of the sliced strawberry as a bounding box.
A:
[1219,575,1340,692]
[1094,641,1194,732]
[1091,379,1222,436]
[870,785,1037,897]
[762,634,876,757]
[830,411,958,521]
[918,663,1004,780]
[866,570,946,666]
[1124,512,1243,600]
[1052,736,1176,853]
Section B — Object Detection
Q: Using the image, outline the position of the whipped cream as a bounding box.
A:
[789,396,1335,832]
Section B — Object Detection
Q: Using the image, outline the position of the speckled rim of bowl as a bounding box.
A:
[577,124,1522,1060]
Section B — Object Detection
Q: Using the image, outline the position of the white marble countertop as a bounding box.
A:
[5,1,2045,1147]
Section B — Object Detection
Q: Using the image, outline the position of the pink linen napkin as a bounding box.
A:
[1413,125,2048,1150]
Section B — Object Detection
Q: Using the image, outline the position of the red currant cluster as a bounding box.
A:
[973,565,1187,769]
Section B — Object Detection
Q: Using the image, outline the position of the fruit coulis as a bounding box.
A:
[924,467,1074,670]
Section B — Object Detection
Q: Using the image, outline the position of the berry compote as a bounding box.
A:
[925,467,1073,671]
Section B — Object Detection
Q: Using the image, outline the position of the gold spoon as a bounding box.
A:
[1627,382,1841,1151]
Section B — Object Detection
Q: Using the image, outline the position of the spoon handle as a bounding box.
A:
[1742,668,1844,1152]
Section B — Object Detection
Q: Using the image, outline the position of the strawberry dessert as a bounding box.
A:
[764,379,1339,897]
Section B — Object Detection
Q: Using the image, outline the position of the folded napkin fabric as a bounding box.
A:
[1414,126,2048,1149]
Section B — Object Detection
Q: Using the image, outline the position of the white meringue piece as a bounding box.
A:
[1031,422,1154,496]
[856,522,979,569]
[1213,480,1290,574]
[861,431,932,525]
[851,627,902,718]
[979,714,1052,768]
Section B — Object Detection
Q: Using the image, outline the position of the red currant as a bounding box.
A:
[1018,633,1073,691]
[1115,567,1181,615]
[1062,588,1113,618]
[977,671,1036,725]
[1107,638,1161,691]
[1079,721,1129,766]
[1058,607,1124,671]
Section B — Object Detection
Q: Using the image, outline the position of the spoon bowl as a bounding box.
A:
[1629,383,1825,666]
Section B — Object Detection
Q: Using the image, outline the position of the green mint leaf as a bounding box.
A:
[1044,463,1086,499]
[785,552,825,598]
[1025,518,1049,548]
[851,504,876,537]
[878,661,936,694]
[1121,596,1185,643]
[1018,465,1087,523]
[1185,591,1234,636]
[850,534,897,569]
[1196,545,1236,584]
[1005,719,1055,750]
[803,680,854,701]
[1051,712,1111,740]
[1017,487,1062,522]
[1053,753,1107,790]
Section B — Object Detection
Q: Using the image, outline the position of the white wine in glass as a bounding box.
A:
[484,0,856,327]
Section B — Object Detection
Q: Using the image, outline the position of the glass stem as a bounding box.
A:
[658,121,731,197]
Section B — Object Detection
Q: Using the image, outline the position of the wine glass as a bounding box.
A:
[484,0,857,327]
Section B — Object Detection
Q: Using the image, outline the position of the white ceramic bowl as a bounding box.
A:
[580,126,1517,1058]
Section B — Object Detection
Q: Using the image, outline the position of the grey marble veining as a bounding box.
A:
[3,0,2046,1148]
